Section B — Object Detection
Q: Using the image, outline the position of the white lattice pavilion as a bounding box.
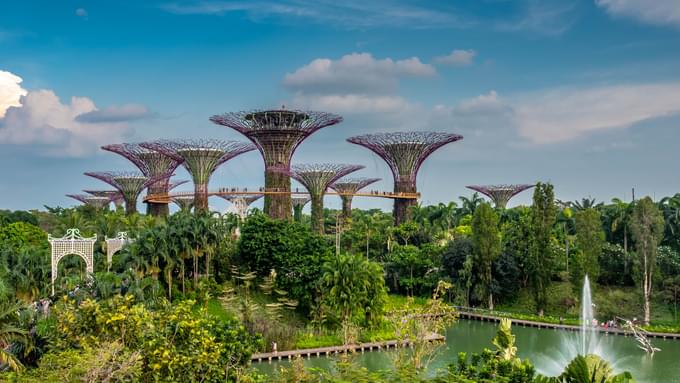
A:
[48,228,97,295]
[104,232,134,270]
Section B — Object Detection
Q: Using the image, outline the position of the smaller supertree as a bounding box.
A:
[83,190,124,208]
[275,163,363,234]
[466,184,535,209]
[172,195,195,212]
[330,177,380,227]
[291,196,311,222]
[217,194,263,220]
[84,171,158,215]
[66,194,111,209]
[141,139,256,213]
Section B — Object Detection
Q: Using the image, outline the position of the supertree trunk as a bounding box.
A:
[194,183,209,213]
[147,183,170,217]
[265,168,292,220]
[340,195,353,228]
[293,205,304,222]
[310,194,324,234]
[124,198,138,216]
[394,180,417,225]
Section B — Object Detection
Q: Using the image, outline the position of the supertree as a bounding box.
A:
[347,132,463,225]
[210,109,343,220]
[275,163,363,234]
[172,195,195,212]
[466,184,535,209]
[101,143,184,217]
[141,139,256,213]
[66,194,111,209]
[217,194,263,220]
[291,196,311,222]
[84,171,157,215]
[83,190,124,209]
[330,177,380,227]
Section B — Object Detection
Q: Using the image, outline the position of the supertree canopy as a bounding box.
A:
[347,131,463,225]
[66,194,111,209]
[330,177,380,227]
[217,194,263,220]
[101,143,184,217]
[291,195,311,222]
[84,171,156,215]
[172,195,195,212]
[276,163,363,234]
[83,190,124,208]
[466,184,535,209]
[141,139,256,213]
[210,109,343,220]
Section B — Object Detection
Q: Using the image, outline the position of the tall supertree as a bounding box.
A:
[466,184,535,209]
[210,109,343,220]
[66,194,111,209]
[275,163,363,234]
[347,132,463,225]
[83,190,124,209]
[291,196,311,223]
[330,177,380,227]
[141,139,255,213]
[172,195,195,212]
[101,143,184,217]
[84,171,157,215]
[217,194,263,220]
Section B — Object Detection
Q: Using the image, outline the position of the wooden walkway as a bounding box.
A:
[251,333,444,362]
[457,311,680,340]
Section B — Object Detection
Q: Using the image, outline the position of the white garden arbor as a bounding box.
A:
[48,229,97,295]
[105,232,134,270]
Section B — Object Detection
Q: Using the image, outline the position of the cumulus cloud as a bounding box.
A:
[284,53,435,95]
[0,70,27,118]
[75,104,152,123]
[434,49,476,66]
[0,89,143,156]
[596,0,680,27]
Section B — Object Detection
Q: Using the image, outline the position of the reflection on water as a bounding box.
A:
[254,319,680,383]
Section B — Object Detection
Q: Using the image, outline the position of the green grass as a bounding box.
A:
[205,298,235,322]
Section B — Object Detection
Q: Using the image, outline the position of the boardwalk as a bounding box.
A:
[251,333,444,362]
[456,311,680,340]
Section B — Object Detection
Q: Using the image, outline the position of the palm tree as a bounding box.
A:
[570,197,603,212]
[0,301,27,371]
[459,193,483,216]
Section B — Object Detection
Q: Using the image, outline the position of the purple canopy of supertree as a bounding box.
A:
[209,109,343,220]
[141,139,256,213]
[466,184,535,209]
[84,171,159,215]
[274,163,363,234]
[346,131,463,225]
[216,194,264,206]
[83,190,124,208]
[66,194,111,209]
[171,195,195,212]
[102,143,185,216]
[168,179,189,191]
[330,177,380,226]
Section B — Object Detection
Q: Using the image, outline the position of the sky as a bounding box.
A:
[1,0,680,213]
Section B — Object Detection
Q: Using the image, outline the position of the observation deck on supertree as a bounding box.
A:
[330,177,380,227]
[83,190,124,208]
[84,171,157,215]
[466,184,535,209]
[209,109,343,220]
[171,195,195,212]
[347,131,463,225]
[66,194,111,209]
[291,196,311,222]
[275,163,363,234]
[141,139,256,213]
[101,143,184,217]
[216,194,263,220]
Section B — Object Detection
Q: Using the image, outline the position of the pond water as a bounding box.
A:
[254,319,680,383]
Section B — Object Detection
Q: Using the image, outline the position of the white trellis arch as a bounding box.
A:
[48,228,97,295]
[104,232,134,270]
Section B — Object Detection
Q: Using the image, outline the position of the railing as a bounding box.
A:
[144,188,420,203]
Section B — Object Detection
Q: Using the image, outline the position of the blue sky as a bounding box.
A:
[1,0,680,212]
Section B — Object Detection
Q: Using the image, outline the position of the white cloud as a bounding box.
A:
[75,104,152,123]
[291,93,416,114]
[596,0,680,27]
[0,70,27,118]
[75,8,88,18]
[496,0,579,36]
[512,83,680,144]
[0,89,140,156]
[434,49,476,66]
[284,53,435,95]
